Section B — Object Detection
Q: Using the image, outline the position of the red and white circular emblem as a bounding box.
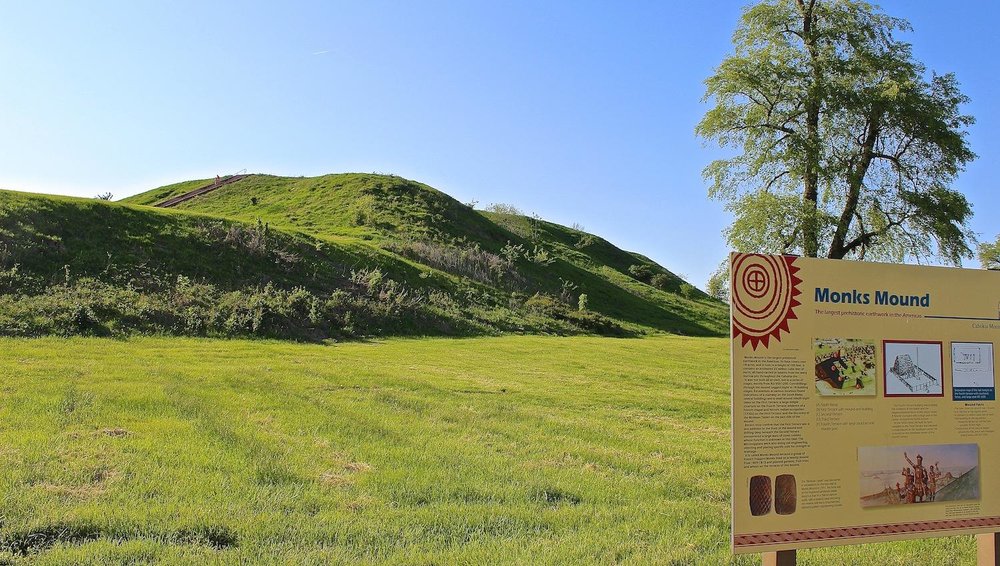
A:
[731,254,801,349]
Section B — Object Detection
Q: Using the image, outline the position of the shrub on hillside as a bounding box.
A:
[0,265,23,294]
[389,240,524,287]
[679,282,700,299]
[574,234,596,249]
[194,219,301,269]
[529,245,555,265]
[499,242,524,263]
[561,309,629,337]
[524,293,563,316]
[485,203,523,216]
[558,278,578,304]
[352,194,378,226]
[521,292,628,336]
[0,269,447,340]
[628,264,654,283]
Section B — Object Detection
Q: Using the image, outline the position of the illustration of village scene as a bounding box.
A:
[814,338,877,396]
[859,444,980,508]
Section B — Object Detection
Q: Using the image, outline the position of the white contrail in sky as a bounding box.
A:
[312,50,330,55]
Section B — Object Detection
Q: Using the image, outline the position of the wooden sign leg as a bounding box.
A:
[979,533,1000,566]
[763,550,796,566]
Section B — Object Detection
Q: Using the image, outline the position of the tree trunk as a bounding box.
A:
[798,0,820,257]
[829,114,880,259]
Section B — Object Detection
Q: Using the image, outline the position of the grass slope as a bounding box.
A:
[0,335,975,564]
[122,173,726,336]
[122,174,513,243]
[0,190,388,293]
[937,466,980,502]
[1,190,519,339]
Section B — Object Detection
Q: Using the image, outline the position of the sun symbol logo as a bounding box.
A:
[731,254,801,350]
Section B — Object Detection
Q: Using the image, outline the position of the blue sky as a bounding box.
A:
[1,1,997,288]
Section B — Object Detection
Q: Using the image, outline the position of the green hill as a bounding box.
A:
[0,174,726,339]
[936,466,980,502]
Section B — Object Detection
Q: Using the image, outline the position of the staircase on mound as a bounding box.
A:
[155,173,249,208]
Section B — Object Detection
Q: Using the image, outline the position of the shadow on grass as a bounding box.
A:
[1,521,238,556]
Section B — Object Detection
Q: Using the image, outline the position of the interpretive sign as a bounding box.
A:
[730,253,1000,553]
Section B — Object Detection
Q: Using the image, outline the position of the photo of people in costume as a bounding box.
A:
[859,444,979,508]
[814,338,877,396]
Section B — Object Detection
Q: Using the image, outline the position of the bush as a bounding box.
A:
[574,234,596,249]
[389,240,523,287]
[529,245,555,266]
[0,273,412,340]
[559,278,578,303]
[650,273,673,291]
[485,203,523,216]
[500,242,524,263]
[628,264,654,283]
[70,304,100,334]
[561,309,629,337]
[0,265,23,294]
[524,293,563,316]
[679,282,699,299]
[224,219,270,255]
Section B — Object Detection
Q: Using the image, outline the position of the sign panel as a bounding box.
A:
[730,254,1000,553]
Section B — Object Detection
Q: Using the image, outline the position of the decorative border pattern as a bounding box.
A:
[735,517,1000,548]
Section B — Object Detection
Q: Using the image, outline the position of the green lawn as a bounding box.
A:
[0,336,976,564]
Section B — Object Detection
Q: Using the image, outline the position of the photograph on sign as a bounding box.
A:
[858,444,979,508]
[951,342,995,401]
[747,474,798,517]
[883,340,944,397]
[749,475,771,516]
[814,338,877,395]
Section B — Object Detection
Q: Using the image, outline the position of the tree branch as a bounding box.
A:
[763,170,792,192]
[830,110,881,259]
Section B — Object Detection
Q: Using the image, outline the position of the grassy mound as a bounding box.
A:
[1,173,726,339]
[126,173,726,335]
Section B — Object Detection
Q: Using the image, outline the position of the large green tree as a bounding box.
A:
[697,0,976,263]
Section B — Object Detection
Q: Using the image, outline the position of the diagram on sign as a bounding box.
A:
[952,342,995,401]
[883,341,944,397]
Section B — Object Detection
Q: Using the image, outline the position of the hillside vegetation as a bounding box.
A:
[0,173,725,339]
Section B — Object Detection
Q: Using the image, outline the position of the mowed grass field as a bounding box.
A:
[0,336,977,564]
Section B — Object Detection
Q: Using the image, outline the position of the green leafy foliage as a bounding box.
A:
[698,0,976,264]
[706,261,730,302]
[980,234,1000,270]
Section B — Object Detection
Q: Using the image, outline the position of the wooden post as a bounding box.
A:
[763,550,796,566]
[978,533,1000,565]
